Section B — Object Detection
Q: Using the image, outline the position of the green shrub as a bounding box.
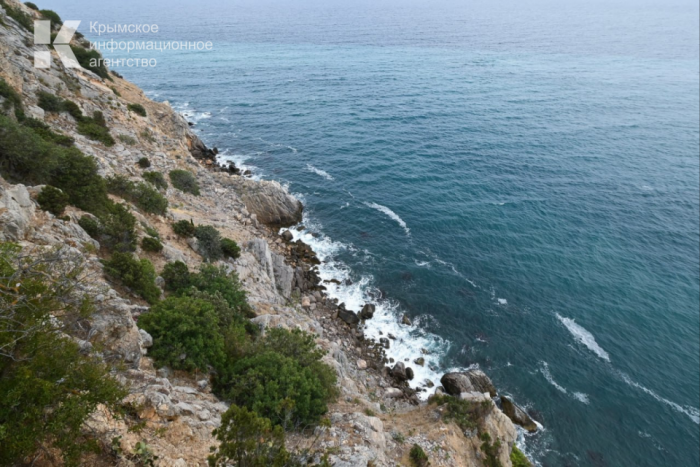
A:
[143,224,159,238]
[161,261,191,292]
[188,264,251,317]
[141,236,163,253]
[208,405,292,467]
[137,156,150,168]
[480,432,503,467]
[143,171,167,190]
[194,225,222,261]
[410,444,429,467]
[77,116,115,146]
[37,185,69,216]
[70,45,111,80]
[60,99,83,120]
[22,118,74,146]
[127,103,147,117]
[429,395,493,433]
[169,169,200,195]
[78,215,102,239]
[103,252,160,304]
[221,238,241,259]
[99,202,137,252]
[216,351,334,429]
[110,86,121,97]
[37,91,64,112]
[0,115,56,183]
[0,244,126,466]
[117,134,137,145]
[106,175,168,215]
[510,446,531,467]
[0,77,25,120]
[172,219,196,237]
[24,2,38,10]
[50,148,109,213]
[0,0,33,31]
[137,296,225,371]
[39,9,62,25]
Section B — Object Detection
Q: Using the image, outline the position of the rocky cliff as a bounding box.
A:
[0,1,528,465]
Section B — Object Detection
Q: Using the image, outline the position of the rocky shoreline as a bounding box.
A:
[0,0,533,464]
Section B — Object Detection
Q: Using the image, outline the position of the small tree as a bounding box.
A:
[103,252,160,304]
[221,238,241,259]
[137,296,225,371]
[172,219,196,237]
[208,405,291,467]
[169,169,200,195]
[37,185,70,216]
[161,261,191,292]
[194,225,223,261]
[141,236,163,253]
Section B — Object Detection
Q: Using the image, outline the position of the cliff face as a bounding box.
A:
[0,1,523,465]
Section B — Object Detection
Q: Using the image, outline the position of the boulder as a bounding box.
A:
[222,177,303,227]
[440,372,475,396]
[500,396,538,432]
[359,304,376,320]
[405,367,415,380]
[414,357,425,366]
[384,388,403,398]
[401,314,412,326]
[465,369,497,397]
[338,307,360,326]
[391,362,408,381]
[379,337,390,349]
[281,230,294,242]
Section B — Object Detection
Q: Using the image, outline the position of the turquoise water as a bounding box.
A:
[46,0,699,464]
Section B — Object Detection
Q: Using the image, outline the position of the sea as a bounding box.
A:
[42,0,700,465]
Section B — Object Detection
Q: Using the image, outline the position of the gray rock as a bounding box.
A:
[379,337,390,349]
[222,177,303,227]
[405,367,415,380]
[338,307,360,326]
[139,329,153,348]
[401,314,412,326]
[384,388,403,398]
[391,362,408,381]
[359,304,376,320]
[501,396,538,432]
[281,230,294,242]
[466,369,497,397]
[440,372,475,396]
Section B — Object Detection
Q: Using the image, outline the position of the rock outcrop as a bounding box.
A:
[440,369,497,398]
[220,176,303,227]
[500,396,538,432]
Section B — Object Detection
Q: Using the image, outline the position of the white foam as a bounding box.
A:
[306,164,334,181]
[619,372,699,424]
[556,314,610,362]
[364,202,410,236]
[281,216,450,399]
[497,298,508,305]
[539,361,568,394]
[414,260,431,268]
[572,392,590,404]
[217,150,261,180]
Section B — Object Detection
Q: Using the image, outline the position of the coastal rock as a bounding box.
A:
[359,304,376,320]
[281,230,294,242]
[391,362,408,381]
[221,177,302,227]
[500,396,538,432]
[440,372,475,396]
[338,307,360,326]
[401,314,412,326]
[466,368,497,397]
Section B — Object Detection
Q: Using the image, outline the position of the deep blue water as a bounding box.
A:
[45,0,700,465]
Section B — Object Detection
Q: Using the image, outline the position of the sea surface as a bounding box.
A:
[44,0,700,465]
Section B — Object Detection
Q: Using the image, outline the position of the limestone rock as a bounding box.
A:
[221,177,302,227]
[440,372,475,396]
[359,303,376,320]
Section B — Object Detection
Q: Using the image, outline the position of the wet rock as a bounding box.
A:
[414,357,425,366]
[359,304,376,320]
[338,307,360,326]
[501,396,538,432]
[401,314,412,326]
[379,337,390,349]
[391,362,408,381]
[405,367,415,380]
[281,230,294,242]
[440,372,475,396]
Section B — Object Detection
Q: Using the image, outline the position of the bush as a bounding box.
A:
[0,114,57,184]
[70,45,111,80]
[78,215,102,239]
[37,91,64,112]
[60,99,83,120]
[161,261,191,292]
[169,169,200,195]
[39,9,62,25]
[106,174,135,198]
[143,171,167,190]
[77,116,115,146]
[429,395,493,433]
[110,86,121,97]
[221,238,241,259]
[107,175,168,215]
[141,236,163,253]
[208,405,291,467]
[188,264,251,317]
[103,252,160,304]
[137,156,150,168]
[480,432,502,467]
[172,219,196,237]
[117,134,137,145]
[194,225,223,261]
[0,244,126,466]
[0,77,25,120]
[127,103,147,117]
[410,444,429,467]
[0,0,33,31]
[137,296,225,371]
[22,118,74,146]
[24,2,38,10]
[510,446,531,467]
[216,351,334,429]
[51,148,109,213]
[37,185,69,216]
